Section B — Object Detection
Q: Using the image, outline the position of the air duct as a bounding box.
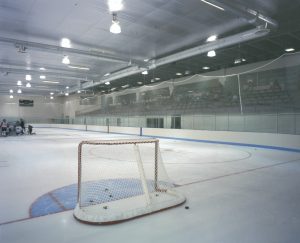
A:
[79,26,270,91]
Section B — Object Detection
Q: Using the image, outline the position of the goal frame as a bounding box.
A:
[74,138,185,224]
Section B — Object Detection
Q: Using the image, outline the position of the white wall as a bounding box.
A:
[0,95,64,120]
[32,123,300,150]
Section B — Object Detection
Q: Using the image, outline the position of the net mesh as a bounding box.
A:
[74,139,185,223]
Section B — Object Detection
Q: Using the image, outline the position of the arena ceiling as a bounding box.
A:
[0,0,300,97]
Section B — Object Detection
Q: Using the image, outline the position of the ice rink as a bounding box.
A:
[0,128,300,243]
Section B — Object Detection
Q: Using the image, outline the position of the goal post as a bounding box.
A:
[73,138,186,224]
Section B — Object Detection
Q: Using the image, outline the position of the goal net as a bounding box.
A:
[73,138,185,224]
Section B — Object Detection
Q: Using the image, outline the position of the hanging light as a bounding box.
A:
[60,38,71,48]
[17,80,22,86]
[141,70,148,75]
[9,89,13,93]
[26,82,31,88]
[62,55,70,64]
[207,50,216,57]
[9,95,14,99]
[17,89,22,94]
[108,0,123,12]
[25,74,32,81]
[110,13,121,34]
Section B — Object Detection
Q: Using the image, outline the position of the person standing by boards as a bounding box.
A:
[0,119,8,137]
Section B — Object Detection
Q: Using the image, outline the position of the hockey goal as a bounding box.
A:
[73,138,185,224]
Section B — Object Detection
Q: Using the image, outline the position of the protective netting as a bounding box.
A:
[74,139,185,224]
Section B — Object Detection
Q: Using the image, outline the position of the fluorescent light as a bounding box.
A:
[285,48,295,52]
[141,70,148,75]
[50,96,54,99]
[104,73,110,77]
[17,89,22,94]
[25,74,31,81]
[26,82,31,88]
[206,35,218,42]
[108,0,123,12]
[68,65,90,70]
[105,81,110,85]
[43,80,60,84]
[110,20,121,34]
[50,92,54,95]
[17,80,22,86]
[39,67,46,70]
[9,89,13,93]
[155,77,160,81]
[65,93,69,96]
[40,75,46,79]
[201,0,225,11]
[9,95,13,99]
[62,55,70,64]
[203,66,210,70]
[66,86,69,89]
[61,38,71,48]
[207,50,216,57]
[77,90,81,94]
[176,72,182,76]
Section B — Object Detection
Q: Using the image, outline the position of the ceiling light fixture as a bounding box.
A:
[17,80,22,86]
[176,72,182,76]
[110,13,121,34]
[65,93,69,96]
[50,96,54,99]
[61,38,71,48]
[206,35,218,42]
[141,70,148,75]
[43,80,60,84]
[285,48,295,52]
[201,0,225,11]
[68,65,90,70]
[50,92,54,95]
[40,75,46,79]
[9,89,13,93]
[62,55,70,64]
[26,82,31,88]
[77,90,81,94]
[207,50,216,57]
[39,67,46,71]
[17,89,22,94]
[25,74,32,81]
[105,81,110,85]
[108,0,123,12]
[202,66,210,70]
[66,86,69,89]
[9,95,13,99]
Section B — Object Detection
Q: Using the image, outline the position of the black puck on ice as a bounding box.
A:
[185,206,189,209]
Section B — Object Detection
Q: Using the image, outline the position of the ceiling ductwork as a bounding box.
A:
[0,36,137,64]
[80,26,270,91]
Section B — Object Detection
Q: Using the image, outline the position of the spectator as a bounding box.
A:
[20,118,25,134]
[0,119,8,137]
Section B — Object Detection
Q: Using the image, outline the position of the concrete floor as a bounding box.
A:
[0,128,299,243]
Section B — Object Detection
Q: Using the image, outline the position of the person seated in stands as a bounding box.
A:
[247,79,255,91]
[270,80,281,91]
[0,119,8,136]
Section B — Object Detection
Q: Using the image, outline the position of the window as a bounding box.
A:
[171,116,181,129]
[146,118,164,128]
